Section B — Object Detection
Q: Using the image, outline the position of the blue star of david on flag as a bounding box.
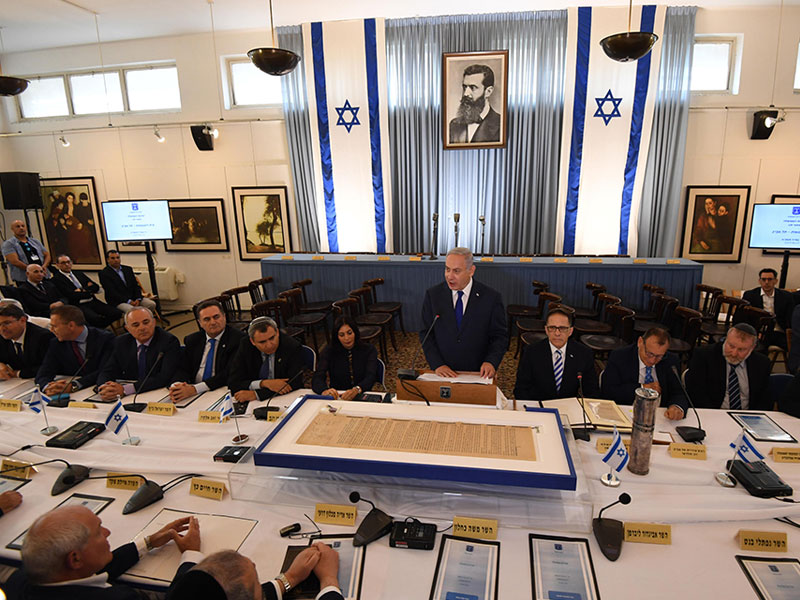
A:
[601,426,629,472]
[335,99,360,132]
[730,430,764,463]
[594,89,623,126]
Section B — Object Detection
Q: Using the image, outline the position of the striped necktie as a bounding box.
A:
[554,349,563,391]
[728,363,741,410]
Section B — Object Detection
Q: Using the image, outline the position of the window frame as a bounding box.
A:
[690,35,741,96]
[225,56,283,109]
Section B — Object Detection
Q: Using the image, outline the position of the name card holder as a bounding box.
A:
[145,402,176,416]
[453,516,498,540]
[315,503,357,526]
[0,398,22,411]
[480,257,494,262]
[408,256,422,262]
[312,255,324,260]
[0,459,33,479]
[666,259,681,264]
[519,257,533,263]
[281,255,294,260]
[68,401,97,409]
[771,447,800,463]
[344,256,357,261]
[198,410,224,423]
[624,522,672,545]
[597,438,631,453]
[190,477,227,500]
[553,258,568,263]
[589,258,603,264]
[668,443,707,460]
[738,530,787,552]
[106,473,143,490]
[267,411,284,423]
[378,256,391,261]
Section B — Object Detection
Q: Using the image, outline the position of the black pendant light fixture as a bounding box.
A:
[599,0,658,63]
[248,0,299,76]
[0,29,29,96]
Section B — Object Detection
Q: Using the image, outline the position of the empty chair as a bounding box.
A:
[635,284,667,321]
[573,282,606,319]
[516,291,562,357]
[573,293,618,337]
[291,279,333,314]
[278,288,329,353]
[633,293,679,334]
[251,298,305,344]
[580,304,635,359]
[667,306,704,365]
[506,280,549,339]
[349,286,396,351]
[221,286,251,328]
[332,297,386,361]
[248,276,274,304]
[700,295,749,343]
[696,284,724,322]
[362,277,405,334]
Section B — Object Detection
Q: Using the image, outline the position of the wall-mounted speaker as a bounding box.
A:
[0,172,42,210]
[190,125,214,151]
[751,110,779,140]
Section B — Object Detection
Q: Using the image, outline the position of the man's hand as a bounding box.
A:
[434,365,457,378]
[260,378,289,394]
[312,542,340,590]
[149,516,191,549]
[322,388,339,399]
[168,382,197,402]
[284,545,321,588]
[664,405,685,421]
[642,381,662,394]
[233,390,257,402]
[151,515,200,553]
[98,381,125,401]
[479,362,496,379]
[0,363,15,380]
[0,490,22,514]
[340,388,360,401]
[45,380,71,395]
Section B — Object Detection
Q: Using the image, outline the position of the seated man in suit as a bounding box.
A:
[98,250,157,314]
[4,505,199,599]
[36,305,114,395]
[514,307,599,400]
[229,316,305,402]
[97,307,182,401]
[788,304,800,374]
[168,546,344,600]
[0,303,54,380]
[601,327,688,420]
[737,268,793,349]
[18,264,65,318]
[421,247,507,379]
[50,254,122,329]
[169,299,245,402]
[779,370,800,418]
[686,323,771,411]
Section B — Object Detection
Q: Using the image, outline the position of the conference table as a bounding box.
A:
[1,378,799,599]
[260,255,704,331]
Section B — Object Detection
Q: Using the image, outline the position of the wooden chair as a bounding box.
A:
[573,282,606,319]
[580,304,635,360]
[573,293,619,337]
[696,284,724,322]
[362,277,405,334]
[635,284,667,321]
[700,295,749,343]
[332,297,386,361]
[667,306,704,366]
[516,291,562,357]
[349,287,396,350]
[248,276,274,304]
[278,288,329,353]
[251,298,305,343]
[506,280,549,339]
[633,293,679,334]
[291,279,333,314]
[221,286,252,328]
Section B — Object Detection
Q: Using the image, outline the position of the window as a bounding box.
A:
[18,76,69,118]
[69,72,124,115]
[228,58,283,107]
[125,66,181,111]
[691,39,735,93]
[794,42,800,91]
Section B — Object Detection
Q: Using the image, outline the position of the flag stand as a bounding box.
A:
[600,469,620,488]
[37,389,58,436]
[232,416,248,445]
[123,421,141,446]
[715,428,744,488]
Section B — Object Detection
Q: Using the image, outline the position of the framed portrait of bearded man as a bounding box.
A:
[442,51,508,150]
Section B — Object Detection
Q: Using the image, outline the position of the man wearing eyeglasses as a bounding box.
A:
[738,268,793,349]
[601,327,688,420]
[513,307,598,400]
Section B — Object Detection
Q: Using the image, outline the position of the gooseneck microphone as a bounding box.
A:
[349,490,393,547]
[252,369,306,419]
[125,352,164,413]
[398,315,440,381]
[453,213,460,247]
[670,365,706,443]
[48,352,92,408]
[573,372,591,442]
[593,493,632,561]
[429,213,439,260]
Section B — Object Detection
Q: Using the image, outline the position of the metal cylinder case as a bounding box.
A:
[628,386,660,475]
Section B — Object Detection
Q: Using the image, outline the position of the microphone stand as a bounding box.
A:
[453,213,460,248]
[670,365,706,443]
[479,215,486,256]
[125,352,164,413]
[573,372,591,442]
[429,213,438,260]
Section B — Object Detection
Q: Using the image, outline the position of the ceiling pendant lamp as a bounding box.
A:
[0,30,29,96]
[599,0,658,63]
[248,0,300,76]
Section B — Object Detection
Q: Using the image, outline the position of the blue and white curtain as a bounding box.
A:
[302,18,394,253]
[555,5,665,256]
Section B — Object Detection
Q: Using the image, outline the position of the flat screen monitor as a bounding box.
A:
[102,200,173,242]
[749,204,800,250]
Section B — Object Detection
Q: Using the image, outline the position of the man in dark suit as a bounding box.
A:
[3,505,199,600]
[686,323,771,411]
[169,299,245,402]
[788,304,800,374]
[601,327,688,420]
[98,249,156,314]
[229,316,305,402]
[97,307,182,400]
[50,254,122,329]
[35,305,114,394]
[0,303,54,380]
[448,64,502,144]
[421,247,507,379]
[168,546,344,600]
[514,307,599,400]
[738,268,793,349]
[18,264,66,318]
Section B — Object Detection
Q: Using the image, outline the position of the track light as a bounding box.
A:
[154,127,165,143]
[751,109,785,140]
[203,124,219,139]
[59,136,70,148]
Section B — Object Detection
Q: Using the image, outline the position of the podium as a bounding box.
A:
[395,371,497,406]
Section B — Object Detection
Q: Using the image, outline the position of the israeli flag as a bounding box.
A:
[28,389,50,414]
[104,400,129,436]
[730,430,765,464]
[602,427,629,472]
[556,6,665,256]
[302,18,394,253]
[219,392,234,423]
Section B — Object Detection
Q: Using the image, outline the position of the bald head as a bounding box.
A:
[26,263,46,284]
[11,220,27,238]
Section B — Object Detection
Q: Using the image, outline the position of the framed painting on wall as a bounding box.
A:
[680,185,751,263]
[38,177,106,270]
[761,195,800,256]
[163,199,228,252]
[231,186,291,260]
[442,50,509,150]
[112,241,156,254]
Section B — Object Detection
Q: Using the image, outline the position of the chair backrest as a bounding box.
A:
[363,278,385,304]
[252,299,289,326]
[532,280,549,295]
[375,358,386,390]
[717,295,749,327]
[291,279,313,304]
[696,284,723,318]
[300,345,316,371]
[278,288,303,315]
[670,306,703,346]
[537,291,562,313]
[332,297,358,318]
[221,286,250,316]
[769,373,794,403]
[587,283,607,312]
[606,304,635,343]
[248,276,273,304]
[738,306,776,341]
[348,287,373,311]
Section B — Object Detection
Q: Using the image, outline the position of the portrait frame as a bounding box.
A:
[442,50,509,150]
[112,241,156,254]
[231,186,291,260]
[680,185,751,263]
[761,195,800,256]
[38,177,106,270]
[163,198,228,252]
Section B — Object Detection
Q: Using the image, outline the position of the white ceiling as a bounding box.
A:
[0,0,789,55]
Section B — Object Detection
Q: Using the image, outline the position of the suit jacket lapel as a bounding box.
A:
[459,281,480,331]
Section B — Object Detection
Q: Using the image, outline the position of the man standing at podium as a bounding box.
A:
[420,247,507,379]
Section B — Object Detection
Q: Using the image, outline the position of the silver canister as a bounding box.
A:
[627,386,660,475]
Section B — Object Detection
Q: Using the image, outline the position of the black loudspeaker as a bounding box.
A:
[190,125,214,151]
[0,172,41,210]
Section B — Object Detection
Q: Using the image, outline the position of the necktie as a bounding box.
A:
[13,342,22,358]
[69,273,81,289]
[259,355,272,379]
[37,283,45,293]
[644,366,654,384]
[71,341,84,366]
[137,345,147,380]
[728,363,741,410]
[202,338,217,381]
[553,349,563,391]
[455,291,464,329]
